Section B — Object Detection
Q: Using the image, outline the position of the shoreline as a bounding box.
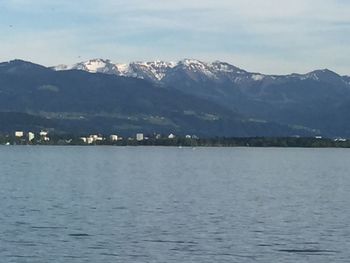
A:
[2,137,350,148]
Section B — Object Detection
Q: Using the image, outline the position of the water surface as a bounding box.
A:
[0,146,349,262]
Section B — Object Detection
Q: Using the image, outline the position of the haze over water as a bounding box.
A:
[0,146,349,262]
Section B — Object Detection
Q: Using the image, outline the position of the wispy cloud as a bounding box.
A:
[0,0,349,74]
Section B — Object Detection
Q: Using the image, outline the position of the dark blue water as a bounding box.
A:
[0,146,349,262]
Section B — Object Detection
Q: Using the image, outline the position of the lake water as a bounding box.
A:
[0,146,349,262]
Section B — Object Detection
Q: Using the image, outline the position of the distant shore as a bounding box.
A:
[1,136,350,148]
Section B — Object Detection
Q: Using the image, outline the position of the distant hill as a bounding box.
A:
[1,58,350,137]
[53,58,350,137]
[0,59,308,137]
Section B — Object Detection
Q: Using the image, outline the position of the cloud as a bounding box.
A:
[0,0,349,74]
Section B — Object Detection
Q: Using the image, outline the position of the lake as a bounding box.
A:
[0,146,349,262]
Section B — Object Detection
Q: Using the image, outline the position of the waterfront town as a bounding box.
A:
[1,130,200,146]
[0,130,350,148]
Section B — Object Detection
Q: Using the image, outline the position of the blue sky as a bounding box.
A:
[0,0,349,75]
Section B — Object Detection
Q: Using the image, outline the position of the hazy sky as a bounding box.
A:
[0,0,349,74]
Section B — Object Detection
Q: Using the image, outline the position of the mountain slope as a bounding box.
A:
[163,66,350,137]
[6,59,350,137]
[0,60,306,137]
[57,58,348,137]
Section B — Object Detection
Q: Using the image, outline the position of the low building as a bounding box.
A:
[28,132,35,142]
[110,135,119,141]
[40,130,48,137]
[168,133,175,139]
[15,131,24,138]
[80,135,104,144]
[87,137,94,144]
[136,133,144,141]
[90,135,104,142]
[334,138,347,142]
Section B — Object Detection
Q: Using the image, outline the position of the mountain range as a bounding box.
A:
[0,58,349,137]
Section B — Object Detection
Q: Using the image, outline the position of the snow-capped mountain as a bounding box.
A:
[3,59,350,137]
[53,58,251,83]
[128,61,177,81]
[52,59,349,88]
[52,59,120,75]
[52,59,178,82]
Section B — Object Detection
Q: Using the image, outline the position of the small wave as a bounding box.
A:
[7,255,38,258]
[100,253,119,257]
[88,246,105,250]
[31,226,67,229]
[278,249,339,254]
[257,244,273,247]
[69,233,91,237]
[143,239,197,244]
[113,206,127,210]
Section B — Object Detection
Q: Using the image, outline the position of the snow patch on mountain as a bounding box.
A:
[305,72,320,81]
[251,74,265,81]
[52,64,69,71]
[115,63,131,76]
[211,61,245,74]
[52,58,267,84]
[131,61,176,81]
[76,59,119,74]
[178,59,217,79]
[82,59,107,72]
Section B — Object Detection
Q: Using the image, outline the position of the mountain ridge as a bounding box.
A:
[1,59,310,137]
[2,59,350,137]
[51,58,348,83]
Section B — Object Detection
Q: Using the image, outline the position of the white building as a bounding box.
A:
[40,130,48,137]
[39,130,50,142]
[95,136,104,142]
[81,135,104,144]
[168,133,175,139]
[15,131,24,138]
[136,133,144,141]
[28,132,35,142]
[90,135,104,142]
[334,138,347,142]
[110,135,119,141]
